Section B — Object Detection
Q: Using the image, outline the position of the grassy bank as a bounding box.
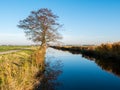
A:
[51,42,120,60]
[0,47,45,90]
[51,43,120,77]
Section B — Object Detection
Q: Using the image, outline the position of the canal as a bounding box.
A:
[38,48,120,90]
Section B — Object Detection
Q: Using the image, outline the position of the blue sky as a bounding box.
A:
[0,0,120,45]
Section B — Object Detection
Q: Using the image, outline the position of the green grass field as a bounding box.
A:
[0,45,32,52]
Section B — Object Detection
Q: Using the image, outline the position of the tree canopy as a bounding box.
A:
[18,8,62,47]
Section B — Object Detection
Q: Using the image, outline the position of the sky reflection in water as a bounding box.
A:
[43,48,120,90]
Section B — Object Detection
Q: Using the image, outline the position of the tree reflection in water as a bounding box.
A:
[35,58,63,90]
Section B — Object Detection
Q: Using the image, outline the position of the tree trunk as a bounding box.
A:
[37,28,47,70]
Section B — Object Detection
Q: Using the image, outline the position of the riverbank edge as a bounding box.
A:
[50,46,120,61]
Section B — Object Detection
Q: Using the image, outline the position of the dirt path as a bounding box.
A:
[0,50,21,55]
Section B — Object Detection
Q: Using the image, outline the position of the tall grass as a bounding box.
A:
[95,43,120,59]
[51,42,120,60]
[0,47,46,90]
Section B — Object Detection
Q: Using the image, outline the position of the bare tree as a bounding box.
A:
[18,8,62,48]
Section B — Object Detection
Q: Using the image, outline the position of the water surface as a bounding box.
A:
[41,48,120,90]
